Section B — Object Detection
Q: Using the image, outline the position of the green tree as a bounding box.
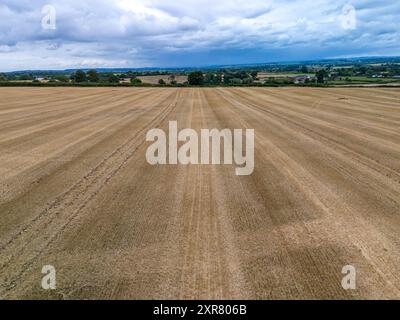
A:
[87,70,99,83]
[223,73,233,84]
[19,73,34,81]
[55,75,69,82]
[242,77,253,85]
[204,72,222,84]
[0,73,7,81]
[234,71,248,80]
[108,74,120,84]
[316,69,328,83]
[188,71,204,85]
[250,71,258,79]
[131,78,142,85]
[158,79,166,85]
[74,70,86,83]
[301,66,308,73]
[229,78,242,85]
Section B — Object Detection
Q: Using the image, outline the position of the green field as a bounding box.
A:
[329,76,400,85]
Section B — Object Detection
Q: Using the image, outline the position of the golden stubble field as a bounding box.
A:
[0,87,399,299]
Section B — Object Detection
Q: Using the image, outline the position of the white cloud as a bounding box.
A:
[0,0,399,70]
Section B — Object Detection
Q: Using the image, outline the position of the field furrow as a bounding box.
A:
[0,87,399,299]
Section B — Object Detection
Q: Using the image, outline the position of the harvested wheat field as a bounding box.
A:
[0,87,400,300]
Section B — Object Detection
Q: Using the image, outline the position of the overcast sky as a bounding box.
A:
[0,0,399,71]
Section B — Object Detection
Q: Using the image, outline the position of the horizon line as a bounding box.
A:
[3,55,400,74]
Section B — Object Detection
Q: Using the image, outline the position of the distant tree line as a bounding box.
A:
[2,60,400,87]
[187,70,259,86]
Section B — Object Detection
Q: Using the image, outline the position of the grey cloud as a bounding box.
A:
[0,0,399,71]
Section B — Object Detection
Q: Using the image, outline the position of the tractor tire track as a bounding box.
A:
[0,90,180,298]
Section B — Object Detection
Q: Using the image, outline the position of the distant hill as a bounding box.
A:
[4,56,400,74]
